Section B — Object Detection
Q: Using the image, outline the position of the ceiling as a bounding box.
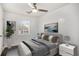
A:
[2,3,69,17]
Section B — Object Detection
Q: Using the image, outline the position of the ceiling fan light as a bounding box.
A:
[32,9,38,13]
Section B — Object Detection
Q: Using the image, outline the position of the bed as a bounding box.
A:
[18,34,62,56]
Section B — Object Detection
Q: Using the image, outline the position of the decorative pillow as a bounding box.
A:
[41,34,49,41]
[41,34,45,39]
[49,36,59,43]
[48,35,53,42]
[43,35,49,41]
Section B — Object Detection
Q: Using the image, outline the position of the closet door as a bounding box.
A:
[0,4,3,55]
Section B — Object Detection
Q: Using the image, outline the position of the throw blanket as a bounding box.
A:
[32,39,50,52]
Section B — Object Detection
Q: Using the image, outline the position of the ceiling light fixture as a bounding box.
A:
[32,8,38,13]
[28,3,33,8]
[27,3,48,14]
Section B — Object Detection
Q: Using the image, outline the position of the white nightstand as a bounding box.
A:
[59,43,76,56]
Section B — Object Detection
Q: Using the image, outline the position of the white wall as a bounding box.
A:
[3,3,79,56]
[0,4,3,55]
[39,4,79,55]
[3,11,39,47]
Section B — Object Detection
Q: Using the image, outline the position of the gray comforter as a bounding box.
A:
[23,40,49,56]
[22,39,57,56]
[32,39,57,49]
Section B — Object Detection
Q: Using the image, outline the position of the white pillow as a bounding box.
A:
[48,35,53,42]
[41,34,45,39]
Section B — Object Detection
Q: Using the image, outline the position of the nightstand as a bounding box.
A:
[59,43,76,56]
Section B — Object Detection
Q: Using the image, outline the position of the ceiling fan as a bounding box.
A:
[27,3,48,14]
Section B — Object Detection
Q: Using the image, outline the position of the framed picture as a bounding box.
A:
[44,23,58,33]
[6,21,16,38]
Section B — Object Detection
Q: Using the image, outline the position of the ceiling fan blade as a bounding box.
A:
[38,9,48,12]
[26,11,32,14]
[28,3,34,8]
